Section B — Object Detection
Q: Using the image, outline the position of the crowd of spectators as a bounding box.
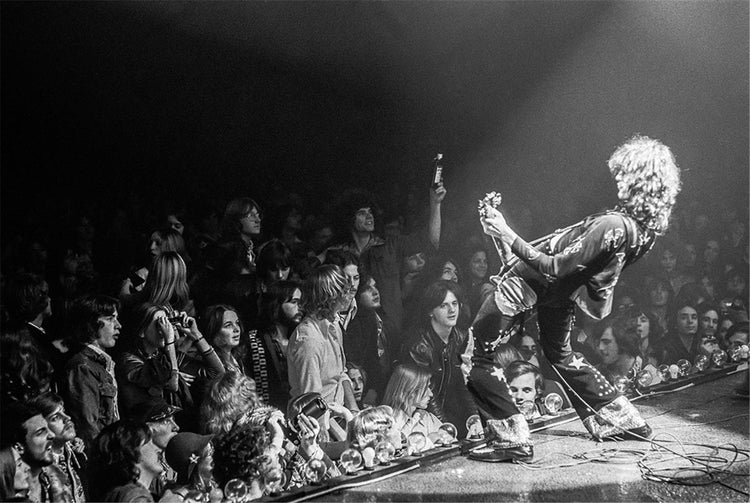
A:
[1,180,747,501]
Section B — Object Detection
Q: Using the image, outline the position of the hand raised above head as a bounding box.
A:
[430,182,447,205]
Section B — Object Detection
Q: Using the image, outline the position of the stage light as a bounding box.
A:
[711,349,728,367]
[636,370,653,389]
[676,359,691,376]
[465,414,484,439]
[693,354,709,372]
[407,432,427,455]
[224,479,248,503]
[543,393,563,414]
[340,448,363,474]
[304,458,327,483]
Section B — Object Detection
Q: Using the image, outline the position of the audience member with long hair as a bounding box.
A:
[88,420,164,502]
[201,371,260,435]
[381,364,442,447]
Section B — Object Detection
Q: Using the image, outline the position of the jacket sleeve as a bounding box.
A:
[65,363,102,445]
[510,214,628,282]
[119,352,173,390]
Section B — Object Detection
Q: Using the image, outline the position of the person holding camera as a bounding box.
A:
[117,303,223,424]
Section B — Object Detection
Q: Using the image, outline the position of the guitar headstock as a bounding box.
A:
[478,191,503,218]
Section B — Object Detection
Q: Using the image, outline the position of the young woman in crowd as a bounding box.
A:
[161,432,221,503]
[88,420,164,502]
[142,252,194,317]
[117,303,181,417]
[344,273,393,404]
[464,246,494,320]
[255,239,293,294]
[645,276,674,334]
[120,228,187,305]
[201,304,247,375]
[118,301,224,429]
[381,364,442,448]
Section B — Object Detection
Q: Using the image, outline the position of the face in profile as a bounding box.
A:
[137,439,165,479]
[343,264,360,296]
[44,404,77,444]
[95,310,121,350]
[353,207,375,234]
[20,415,54,468]
[358,278,381,310]
[149,416,180,450]
[635,313,650,339]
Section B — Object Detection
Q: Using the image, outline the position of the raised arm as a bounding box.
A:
[427,183,447,250]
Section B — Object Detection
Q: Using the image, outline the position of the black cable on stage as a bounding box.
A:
[539,362,750,493]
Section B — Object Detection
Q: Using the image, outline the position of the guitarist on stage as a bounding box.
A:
[467,135,681,462]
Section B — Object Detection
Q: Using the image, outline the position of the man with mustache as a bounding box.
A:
[254,280,305,410]
[1,402,65,503]
[28,393,87,503]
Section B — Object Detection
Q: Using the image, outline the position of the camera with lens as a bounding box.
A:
[167,315,184,328]
[287,392,328,435]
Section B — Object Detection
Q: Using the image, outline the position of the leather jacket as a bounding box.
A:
[403,325,474,427]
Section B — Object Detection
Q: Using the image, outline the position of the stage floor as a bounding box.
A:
[312,369,749,502]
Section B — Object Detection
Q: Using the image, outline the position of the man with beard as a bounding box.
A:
[1,402,66,503]
[253,280,305,410]
[27,393,87,502]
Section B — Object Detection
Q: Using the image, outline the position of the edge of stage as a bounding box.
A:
[270,362,750,502]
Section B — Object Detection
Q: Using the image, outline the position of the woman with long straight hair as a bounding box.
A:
[143,251,193,316]
[381,364,442,441]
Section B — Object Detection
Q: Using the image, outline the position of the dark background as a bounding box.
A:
[2,1,748,236]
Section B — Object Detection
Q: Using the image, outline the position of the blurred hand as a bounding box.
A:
[266,409,286,449]
[179,371,195,386]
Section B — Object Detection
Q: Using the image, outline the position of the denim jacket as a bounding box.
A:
[65,346,119,446]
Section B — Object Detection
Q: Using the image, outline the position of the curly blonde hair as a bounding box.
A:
[346,405,396,449]
[608,135,680,235]
[201,371,260,434]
